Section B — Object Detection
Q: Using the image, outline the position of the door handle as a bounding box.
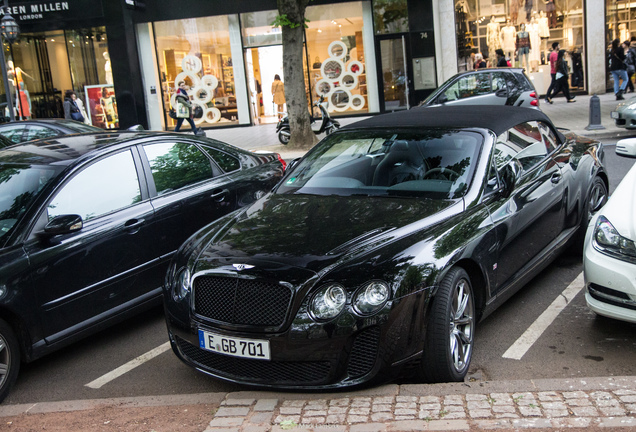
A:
[124,218,145,233]
[550,172,562,184]
[211,189,229,202]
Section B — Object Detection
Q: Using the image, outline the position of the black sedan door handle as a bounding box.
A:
[551,172,562,184]
[211,189,229,202]
[124,218,145,233]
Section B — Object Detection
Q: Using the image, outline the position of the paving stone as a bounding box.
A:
[305,401,329,410]
[474,419,513,429]
[271,426,312,432]
[619,395,636,403]
[371,412,394,422]
[420,403,442,410]
[614,389,636,396]
[330,398,350,407]
[469,409,493,418]
[279,407,302,415]
[489,393,512,405]
[563,391,589,399]
[282,400,307,407]
[565,398,592,407]
[570,406,599,417]
[419,410,439,420]
[518,406,542,417]
[494,413,519,419]
[395,408,417,416]
[590,391,613,401]
[313,425,347,432]
[347,414,369,423]
[511,418,553,428]
[243,426,270,432]
[303,409,327,417]
[302,416,326,424]
[215,406,251,417]
[444,395,464,405]
[541,401,567,410]
[351,423,386,432]
[254,399,279,411]
[427,419,470,430]
[325,413,346,423]
[420,396,441,404]
[328,406,348,414]
[594,397,620,407]
[599,406,627,416]
[208,416,245,427]
[372,404,393,412]
[443,411,466,419]
[349,407,371,415]
[274,415,301,424]
[512,393,536,406]
[373,396,395,404]
[396,396,418,403]
[597,416,636,428]
[625,403,636,414]
[537,391,562,402]
[248,412,274,424]
[395,415,417,420]
[544,409,569,418]
[445,405,465,413]
[492,405,516,413]
[351,398,372,407]
[466,394,488,401]
[223,398,255,406]
[552,417,592,428]
[467,400,491,410]
[389,419,429,430]
[396,402,417,409]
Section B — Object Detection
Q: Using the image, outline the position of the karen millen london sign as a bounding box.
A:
[0,1,104,23]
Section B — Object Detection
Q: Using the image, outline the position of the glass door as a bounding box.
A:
[378,35,409,111]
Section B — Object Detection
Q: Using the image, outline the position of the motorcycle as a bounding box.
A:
[276,95,340,145]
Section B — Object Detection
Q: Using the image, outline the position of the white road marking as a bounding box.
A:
[85,341,171,389]
[502,272,585,360]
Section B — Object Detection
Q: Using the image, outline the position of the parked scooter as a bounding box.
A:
[276,95,340,145]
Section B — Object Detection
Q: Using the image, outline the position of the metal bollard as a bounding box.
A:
[585,94,605,130]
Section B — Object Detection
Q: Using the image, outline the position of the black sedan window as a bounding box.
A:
[143,142,214,195]
[48,150,141,222]
[200,145,240,173]
[25,125,59,142]
[0,124,27,143]
[278,129,482,199]
[495,121,549,171]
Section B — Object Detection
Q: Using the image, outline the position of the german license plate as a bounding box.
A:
[611,111,619,119]
[198,329,270,360]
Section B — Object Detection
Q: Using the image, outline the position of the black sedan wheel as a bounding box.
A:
[418,267,474,383]
[587,176,608,219]
[0,319,20,403]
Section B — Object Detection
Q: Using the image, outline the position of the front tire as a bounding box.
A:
[0,318,20,403]
[418,267,474,383]
[570,176,608,254]
[278,130,290,145]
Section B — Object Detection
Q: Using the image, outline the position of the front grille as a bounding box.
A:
[176,336,330,384]
[347,326,380,378]
[193,276,292,326]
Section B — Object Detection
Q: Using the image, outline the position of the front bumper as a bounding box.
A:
[611,109,636,129]
[165,288,430,389]
[583,238,636,324]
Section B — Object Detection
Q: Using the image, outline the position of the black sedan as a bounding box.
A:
[0,119,103,144]
[0,132,285,401]
[164,106,607,389]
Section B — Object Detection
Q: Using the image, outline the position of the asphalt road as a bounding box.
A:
[3,143,635,406]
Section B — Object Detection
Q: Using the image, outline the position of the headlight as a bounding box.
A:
[309,284,346,320]
[353,281,389,315]
[593,216,636,260]
[628,103,636,110]
[173,267,191,301]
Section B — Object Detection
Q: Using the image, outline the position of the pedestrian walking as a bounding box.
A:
[495,49,508,67]
[173,82,199,133]
[544,42,559,104]
[63,90,85,122]
[625,38,636,93]
[610,38,629,100]
[550,49,576,103]
[271,74,286,119]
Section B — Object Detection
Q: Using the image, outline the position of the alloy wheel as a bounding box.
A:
[449,278,474,373]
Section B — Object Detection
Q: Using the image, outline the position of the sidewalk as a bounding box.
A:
[207,92,636,163]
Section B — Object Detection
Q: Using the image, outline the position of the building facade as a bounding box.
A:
[0,1,619,131]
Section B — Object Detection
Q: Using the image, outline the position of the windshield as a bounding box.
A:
[0,164,62,244]
[277,129,483,199]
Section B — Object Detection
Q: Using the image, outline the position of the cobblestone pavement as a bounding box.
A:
[204,379,636,431]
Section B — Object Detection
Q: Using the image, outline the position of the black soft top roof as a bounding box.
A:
[342,105,554,137]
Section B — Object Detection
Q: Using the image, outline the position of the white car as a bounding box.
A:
[583,139,636,323]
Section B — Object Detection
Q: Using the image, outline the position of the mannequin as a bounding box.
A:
[528,17,541,72]
[510,0,520,24]
[486,16,501,60]
[538,11,550,62]
[103,52,113,85]
[545,0,556,28]
[8,61,34,120]
[501,20,517,62]
[18,82,31,120]
[516,23,531,71]
[524,0,534,22]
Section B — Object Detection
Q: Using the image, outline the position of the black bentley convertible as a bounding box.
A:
[164,106,608,389]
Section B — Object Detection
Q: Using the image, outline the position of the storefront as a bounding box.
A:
[0,1,146,129]
[454,0,586,95]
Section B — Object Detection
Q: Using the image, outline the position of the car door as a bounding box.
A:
[486,121,565,292]
[140,139,240,262]
[23,148,161,341]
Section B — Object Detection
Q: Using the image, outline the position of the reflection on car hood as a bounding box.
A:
[195,194,459,273]
[600,162,636,240]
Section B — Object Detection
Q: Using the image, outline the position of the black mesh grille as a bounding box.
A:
[347,326,380,378]
[176,336,331,384]
[193,276,292,326]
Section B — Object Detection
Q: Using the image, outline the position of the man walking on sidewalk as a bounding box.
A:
[544,42,559,104]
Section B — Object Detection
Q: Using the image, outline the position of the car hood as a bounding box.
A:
[599,162,636,240]
[194,193,461,274]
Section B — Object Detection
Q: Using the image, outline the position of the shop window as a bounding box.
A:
[373,0,409,34]
[241,10,282,47]
[154,16,237,129]
[305,2,369,114]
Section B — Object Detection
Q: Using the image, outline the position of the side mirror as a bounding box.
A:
[127,124,145,131]
[437,93,448,104]
[499,159,522,198]
[616,138,636,158]
[44,214,83,235]
[286,157,301,172]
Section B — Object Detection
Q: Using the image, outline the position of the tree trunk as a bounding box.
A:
[277,0,319,149]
